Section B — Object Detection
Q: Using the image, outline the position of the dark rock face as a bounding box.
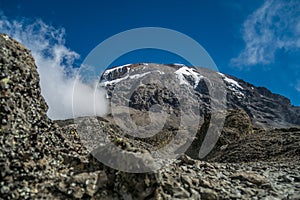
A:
[186,109,253,160]
[1,34,300,199]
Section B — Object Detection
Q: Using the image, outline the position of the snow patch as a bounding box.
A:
[175,67,203,88]
[218,72,243,89]
[100,74,130,86]
[130,70,164,79]
[218,72,244,98]
[103,64,131,76]
[172,63,186,66]
[100,69,165,86]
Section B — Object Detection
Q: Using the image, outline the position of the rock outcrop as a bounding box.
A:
[1,34,300,199]
[0,33,67,198]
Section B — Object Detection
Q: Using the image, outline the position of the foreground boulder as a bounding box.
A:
[1,34,300,199]
[0,33,66,198]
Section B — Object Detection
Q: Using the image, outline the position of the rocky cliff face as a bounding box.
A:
[0,33,73,198]
[1,34,300,199]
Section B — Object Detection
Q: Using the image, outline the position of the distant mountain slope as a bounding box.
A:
[100,63,300,128]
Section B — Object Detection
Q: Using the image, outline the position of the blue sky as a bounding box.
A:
[1,0,300,106]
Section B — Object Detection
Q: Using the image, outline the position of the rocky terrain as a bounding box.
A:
[1,33,300,199]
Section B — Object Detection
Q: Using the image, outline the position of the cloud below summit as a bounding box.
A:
[0,15,108,119]
[231,0,300,66]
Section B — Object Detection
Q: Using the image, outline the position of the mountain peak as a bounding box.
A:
[100,63,300,128]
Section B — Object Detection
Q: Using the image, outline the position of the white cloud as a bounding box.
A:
[231,0,300,66]
[0,15,108,119]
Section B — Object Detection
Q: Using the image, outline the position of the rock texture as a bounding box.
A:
[0,33,65,198]
[1,34,300,199]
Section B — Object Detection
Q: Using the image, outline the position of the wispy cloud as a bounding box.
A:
[0,15,108,119]
[231,0,300,66]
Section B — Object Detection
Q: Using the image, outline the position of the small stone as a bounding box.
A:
[58,182,67,193]
[73,188,85,199]
[181,175,193,187]
[199,187,218,200]
[278,175,293,183]
[179,155,196,165]
[173,187,190,198]
[289,193,300,200]
[199,179,212,188]
[1,186,9,194]
[231,172,266,185]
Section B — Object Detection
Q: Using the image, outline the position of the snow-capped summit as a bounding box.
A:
[100,63,300,128]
